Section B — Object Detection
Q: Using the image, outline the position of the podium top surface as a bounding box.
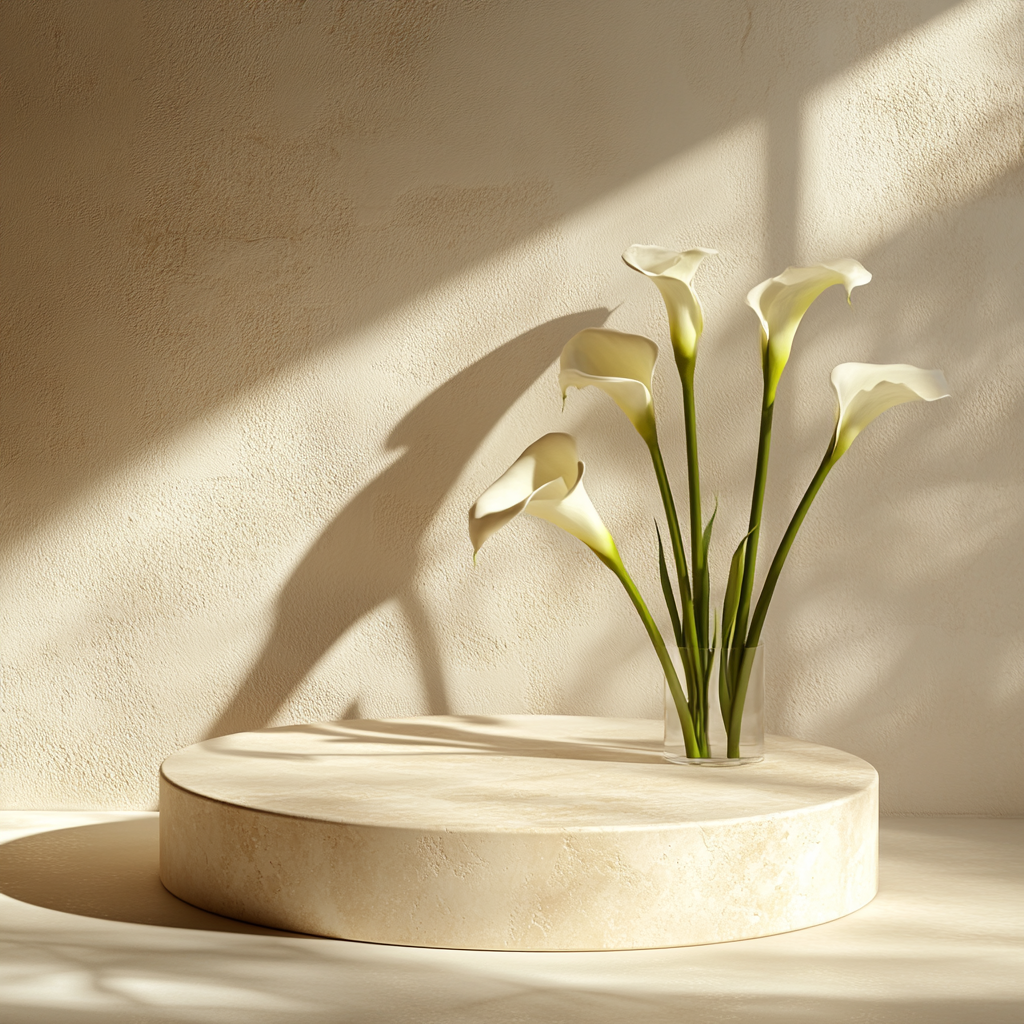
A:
[161,715,876,833]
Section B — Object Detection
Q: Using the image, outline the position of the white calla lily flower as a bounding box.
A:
[469,433,618,561]
[830,363,950,460]
[622,244,716,362]
[744,360,950,655]
[747,260,871,401]
[559,328,660,442]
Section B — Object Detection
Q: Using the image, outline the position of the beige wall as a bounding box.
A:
[2,0,1021,813]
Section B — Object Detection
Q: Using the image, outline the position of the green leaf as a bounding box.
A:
[718,624,732,730]
[702,500,718,567]
[656,522,684,647]
[706,609,718,682]
[697,500,718,650]
[722,527,754,650]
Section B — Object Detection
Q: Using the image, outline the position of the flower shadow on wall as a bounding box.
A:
[207,309,610,738]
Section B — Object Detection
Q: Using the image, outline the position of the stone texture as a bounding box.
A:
[160,716,878,950]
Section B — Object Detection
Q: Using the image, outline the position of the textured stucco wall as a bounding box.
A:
[2,0,1022,813]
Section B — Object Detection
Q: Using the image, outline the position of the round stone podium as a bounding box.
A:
[159,716,877,950]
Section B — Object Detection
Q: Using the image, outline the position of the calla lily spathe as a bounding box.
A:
[559,328,660,442]
[559,326,697,649]
[469,431,699,756]
[829,363,950,460]
[747,260,871,401]
[622,245,716,362]
[469,433,618,561]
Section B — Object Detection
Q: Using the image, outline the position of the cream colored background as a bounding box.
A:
[2,0,1021,813]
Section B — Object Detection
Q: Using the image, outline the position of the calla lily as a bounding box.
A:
[559,328,660,442]
[468,242,950,764]
[470,433,700,757]
[829,363,950,460]
[559,326,700,653]
[747,260,871,401]
[729,360,950,756]
[622,245,716,363]
[744,360,950,651]
[469,432,617,561]
[623,245,717,649]
[732,259,873,666]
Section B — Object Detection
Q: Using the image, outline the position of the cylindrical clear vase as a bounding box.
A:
[664,645,764,765]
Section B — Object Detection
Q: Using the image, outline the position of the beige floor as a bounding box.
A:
[0,813,1020,1024]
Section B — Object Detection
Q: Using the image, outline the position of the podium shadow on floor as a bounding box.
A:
[0,816,309,936]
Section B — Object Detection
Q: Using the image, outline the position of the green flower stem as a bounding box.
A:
[725,648,755,758]
[727,445,837,756]
[746,447,838,649]
[733,366,775,653]
[678,361,707,652]
[689,646,710,758]
[596,550,700,759]
[646,435,700,659]
[718,654,732,733]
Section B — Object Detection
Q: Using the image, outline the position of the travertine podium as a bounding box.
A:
[160,716,877,950]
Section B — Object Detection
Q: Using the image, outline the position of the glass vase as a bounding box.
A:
[664,645,764,765]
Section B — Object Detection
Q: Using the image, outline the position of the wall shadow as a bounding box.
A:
[208,309,609,736]
[0,1,957,548]
[3,0,984,810]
